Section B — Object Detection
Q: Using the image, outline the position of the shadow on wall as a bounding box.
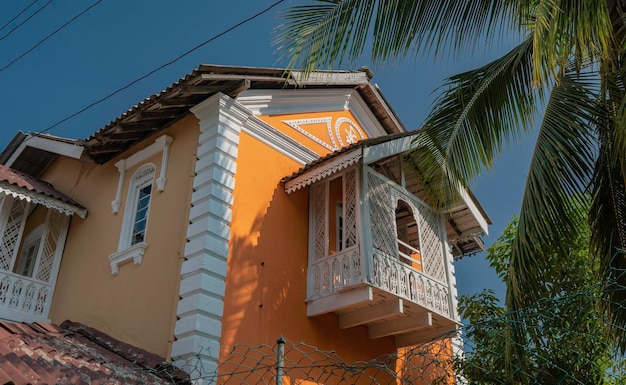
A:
[219,182,397,370]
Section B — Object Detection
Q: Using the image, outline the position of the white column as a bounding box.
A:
[171,93,251,380]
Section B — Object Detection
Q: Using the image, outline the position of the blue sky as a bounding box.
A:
[0,0,536,300]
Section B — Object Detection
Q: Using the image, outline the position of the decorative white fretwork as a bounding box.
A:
[416,203,446,282]
[308,248,363,300]
[0,183,85,218]
[373,251,451,318]
[285,149,362,193]
[283,116,366,152]
[35,210,64,282]
[283,117,338,152]
[0,198,27,271]
[343,169,358,249]
[0,270,52,320]
[335,117,366,147]
[311,183,327,261]
[366,172,398,257]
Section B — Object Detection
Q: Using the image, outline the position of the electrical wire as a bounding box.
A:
[32,0,286,137]
[0,0,40,33]
[0,0,53,43]
[0,0,104,72]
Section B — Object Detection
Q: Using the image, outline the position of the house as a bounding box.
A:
[0,65,489,383]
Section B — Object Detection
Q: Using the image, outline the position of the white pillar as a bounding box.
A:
[171,93,251,381]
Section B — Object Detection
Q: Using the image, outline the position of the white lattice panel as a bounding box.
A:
[366,172,397,256]
[36,210,64,282]
[311,183,327,261]
[343,169,358,249]
[416,206,446,282]
[0,198,26,271]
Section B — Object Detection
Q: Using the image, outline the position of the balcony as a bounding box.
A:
[0,165,86,322]
[283,133,489,347]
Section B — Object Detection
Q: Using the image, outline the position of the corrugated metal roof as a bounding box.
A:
[79,64,405,164]
[0,164,83,209]
[0,320,189,385]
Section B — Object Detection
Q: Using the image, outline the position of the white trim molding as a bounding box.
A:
[108,242,147,276]
[172,92,250,379]
[284,149,363,194]
[0,182,86,218]
[242,116,318,166]
[111,135,173,214]
[5,135,84,168]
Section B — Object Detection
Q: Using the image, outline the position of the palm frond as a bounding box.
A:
[527,0,613,84]
[274,0,519,74]
[507,67,598,309]
[410,36,537,209]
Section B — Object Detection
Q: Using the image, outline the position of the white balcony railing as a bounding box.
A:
[0,270,52,322]
[308,246,365,300]
[372,250,451,319]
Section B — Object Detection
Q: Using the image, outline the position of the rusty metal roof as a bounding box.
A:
[0,164,83,209]
[0,320,189,385]
[80,64,405,164]
[281,130,491,257]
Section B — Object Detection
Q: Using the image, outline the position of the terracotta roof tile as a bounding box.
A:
[0,320,190,385]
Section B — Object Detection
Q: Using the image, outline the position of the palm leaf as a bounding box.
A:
[274,0,519,74]
[410,36,538,210]
[505,67,599,368]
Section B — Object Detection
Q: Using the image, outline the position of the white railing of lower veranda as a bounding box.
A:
[0,269,51,320]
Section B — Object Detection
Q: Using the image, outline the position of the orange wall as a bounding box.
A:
[221,130,397,377]
[43,115,198,356]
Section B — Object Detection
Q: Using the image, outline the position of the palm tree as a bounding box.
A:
[275,0,626,352]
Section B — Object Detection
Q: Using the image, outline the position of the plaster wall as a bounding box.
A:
[43,115,199,356]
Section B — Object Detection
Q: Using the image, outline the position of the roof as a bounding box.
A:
[0,164,86,218]
[282,131,491,257]
[0,320,190,385]
[79,64,405,164]
[0,132,84,179]
[282,130,418,186]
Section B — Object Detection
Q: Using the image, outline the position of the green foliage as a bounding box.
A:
[458,214,613,384]
[276,0,626,351]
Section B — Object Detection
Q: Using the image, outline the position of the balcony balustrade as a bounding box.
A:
[304,165,459,347]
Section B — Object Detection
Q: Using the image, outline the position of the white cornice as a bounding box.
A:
[243,116,318,165]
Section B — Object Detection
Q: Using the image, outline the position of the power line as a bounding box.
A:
[0,0,53,43]
[0,0,103,72]
[34,0,286,137]
[0,0,39,33]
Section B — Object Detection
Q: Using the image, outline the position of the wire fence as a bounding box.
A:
[168,269,626,384]
[20,271,626,384]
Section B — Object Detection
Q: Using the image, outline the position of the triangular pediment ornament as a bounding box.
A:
[283,117,366,152]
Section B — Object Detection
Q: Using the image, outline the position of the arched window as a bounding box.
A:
[395,199,422,270]
[118,163,156,251]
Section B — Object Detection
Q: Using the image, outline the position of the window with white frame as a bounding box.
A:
[120,163,155,250]
[108,163,156,275]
